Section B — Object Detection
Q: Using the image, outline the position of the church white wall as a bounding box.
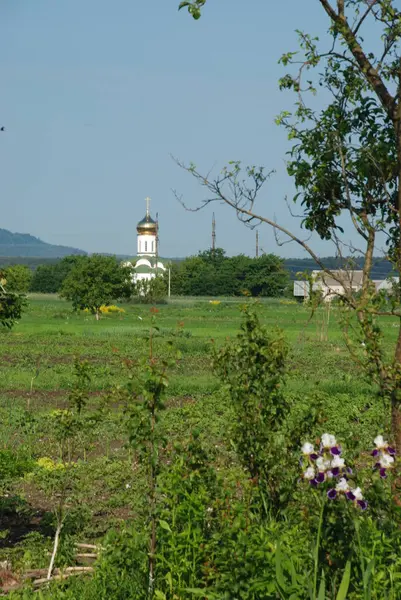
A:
[135,273,154,282]
[137,234,156,255]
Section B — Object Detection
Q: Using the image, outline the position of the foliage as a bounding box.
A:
[30,255,87,294]
[175,0,401,460]
[0,276,26,329]
[171,248,289,297]
[178,0,206,20]
[213,306,317,514]
[3,265,32,293]
[134,276,167,304]
[60,255,133,317]
[1,297,400,599]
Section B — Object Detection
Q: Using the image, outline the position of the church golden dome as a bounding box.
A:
[136,213,157,233]
[136,197,157,234]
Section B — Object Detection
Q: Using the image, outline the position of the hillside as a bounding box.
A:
[0,229,86,258]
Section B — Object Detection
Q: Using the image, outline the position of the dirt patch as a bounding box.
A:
[166,395,197,409]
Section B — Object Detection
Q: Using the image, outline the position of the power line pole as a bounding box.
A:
[256,230,259,258]
[212,212,216,255]
[156,211,159,276]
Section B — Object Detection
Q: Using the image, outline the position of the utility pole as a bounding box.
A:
[212,212,216,255]
[256,230,259,258]
[155,211,159,276]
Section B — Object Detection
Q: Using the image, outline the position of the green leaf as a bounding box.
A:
[318,570,325,600]
[275,543,288,592]
[159,519,172,533]
[363,559,374,590]
[336,561,351,600]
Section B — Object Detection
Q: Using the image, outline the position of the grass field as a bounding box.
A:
[0,294,393,566]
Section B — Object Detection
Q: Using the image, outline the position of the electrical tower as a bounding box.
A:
[155,211,159,275]
[212,212,216,254]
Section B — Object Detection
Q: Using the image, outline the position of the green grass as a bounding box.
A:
[0,294,393,558]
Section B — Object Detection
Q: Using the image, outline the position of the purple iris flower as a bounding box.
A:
[310,479,319,487]
[346,491,355,501]
[310,453,319,461]
[371,449,379,457]
[380,468,387,478]
[387,447,396,456]
[358,500,368,510]
[331,467,340,477]
[316,472,325,483]
[346,467,353,475]
[330,446,341,456]
[374,462,380,470]
[327,489,337,500]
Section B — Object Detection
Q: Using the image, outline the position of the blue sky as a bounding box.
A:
[1,0,351,258]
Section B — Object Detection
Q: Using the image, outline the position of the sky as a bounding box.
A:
[0,0,363,258]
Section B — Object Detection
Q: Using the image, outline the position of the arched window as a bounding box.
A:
[145,241,148,252]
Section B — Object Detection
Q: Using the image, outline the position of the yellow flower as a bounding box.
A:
[36,457,65,471]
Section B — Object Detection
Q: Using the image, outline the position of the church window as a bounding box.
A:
[145,241,148,252]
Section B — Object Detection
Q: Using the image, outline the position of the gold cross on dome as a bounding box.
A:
[145,196,151,216]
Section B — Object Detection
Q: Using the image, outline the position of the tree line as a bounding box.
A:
[1,250,290,298]
[169,248,289,296]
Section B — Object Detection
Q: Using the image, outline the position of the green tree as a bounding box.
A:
[0,275,26,329]
[245,254,289,297]
[4,264,32,293]
[176,0,401,454]
[31,255,86,293]
[30,264,59,293]
[60,255,133,319]
[135,276,167,304]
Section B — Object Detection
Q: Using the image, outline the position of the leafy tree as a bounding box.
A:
[60,255,133,319]
[31,255,86,293]
[176,1,401,455]
[134,276,167,304]
[0,275,26,329]
[30,264,59,293]
[170,249,288,297]
[4,264,32,293]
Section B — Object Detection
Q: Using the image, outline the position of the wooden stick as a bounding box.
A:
[75,543,104,550]
[74,553,97,559]
[33,568,93,587]
[47,522,63,580]
[24,567,93,579]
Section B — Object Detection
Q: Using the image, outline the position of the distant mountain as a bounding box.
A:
[0,229,87,258]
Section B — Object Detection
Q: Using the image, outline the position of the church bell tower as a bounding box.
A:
[137,197,157,257]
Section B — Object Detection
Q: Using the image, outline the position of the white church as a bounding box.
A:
[130,197,166,283]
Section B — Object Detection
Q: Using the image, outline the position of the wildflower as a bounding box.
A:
[352,487,363,501]
[303,466,315,480]
[302,442,315,456]
[331,456,345,470]
[380,454,394,468]
[374,435,387,449]
[372,434,396,477]
[335,477,350,493]
[321,433,337,449]
[316,456,331,472]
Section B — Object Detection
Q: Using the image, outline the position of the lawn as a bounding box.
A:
[0,294,393,567]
